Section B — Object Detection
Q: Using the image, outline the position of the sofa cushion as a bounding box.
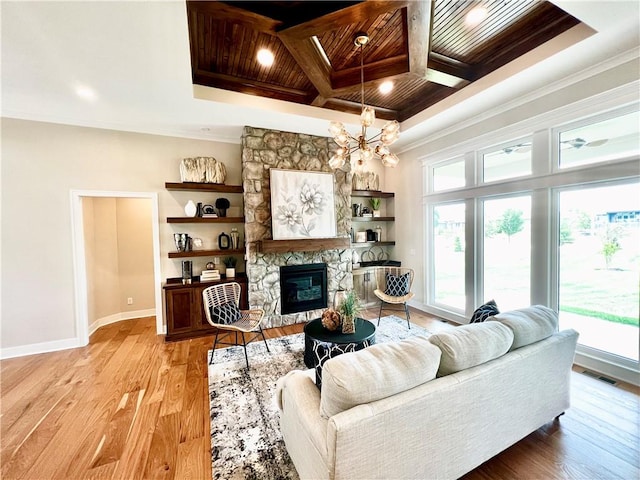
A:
[470,299,499,323]
[428,322,514,376]
[319,336,440,419]
[490,305,558,350]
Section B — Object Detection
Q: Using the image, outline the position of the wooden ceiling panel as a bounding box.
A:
[187,1,582,123]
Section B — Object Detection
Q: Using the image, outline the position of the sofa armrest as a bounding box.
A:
[278,370,330,479]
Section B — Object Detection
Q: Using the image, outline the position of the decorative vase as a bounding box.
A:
[230,227,240,250]
[342,315,355,334]
[217,207,227,217]
[184,200,197,217]
[174,233,187,252]
[181,260,192,284]
[226,267,235,278]
[373,209,381,217]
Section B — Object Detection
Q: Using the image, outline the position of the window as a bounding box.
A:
[557,109,640,169]
[558,182,639,361]
[483,195,531,311]
[432,203,466,311]
[433,158,465,191]
[482,140,532,183]
[424,104,638,380]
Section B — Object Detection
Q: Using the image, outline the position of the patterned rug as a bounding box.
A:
[208,315,431,480]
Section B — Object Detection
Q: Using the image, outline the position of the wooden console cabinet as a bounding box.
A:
[163,274,248,341]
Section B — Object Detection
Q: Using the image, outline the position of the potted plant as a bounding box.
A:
[223,256,237,278]
[337,289,361,334]
[370,198,381,217]
[215,197,230,217]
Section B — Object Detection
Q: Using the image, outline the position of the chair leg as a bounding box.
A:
[404,303,411,329]
[259,326,270,353]
[241,332,250,370]
[377,301,384,326]
[209,329,220,365]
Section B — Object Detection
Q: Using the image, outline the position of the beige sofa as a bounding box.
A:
[276,306,579,480]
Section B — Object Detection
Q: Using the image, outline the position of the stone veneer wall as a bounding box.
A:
[242,126,352,328]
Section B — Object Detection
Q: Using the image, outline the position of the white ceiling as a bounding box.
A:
[1,1,639,150]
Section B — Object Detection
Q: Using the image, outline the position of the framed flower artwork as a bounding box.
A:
[270,169,337,240]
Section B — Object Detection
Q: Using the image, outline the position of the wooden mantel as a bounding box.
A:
[257,237,350,254]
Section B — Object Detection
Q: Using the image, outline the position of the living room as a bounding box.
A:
[1,1,639,479]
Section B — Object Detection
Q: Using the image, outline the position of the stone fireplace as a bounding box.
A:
[242,126,352,328]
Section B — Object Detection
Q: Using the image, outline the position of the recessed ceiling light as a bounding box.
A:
[465,6,488,27]
[257,48,274,67]
[75,85,97,101]
[379,81,394,95]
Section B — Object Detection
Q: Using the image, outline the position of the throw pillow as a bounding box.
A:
[320,336,441,418]
[490,305,559,350]
[384,272,410,297]
[210,302,241,325]
[428,322,514,376]
[470,299,499,323]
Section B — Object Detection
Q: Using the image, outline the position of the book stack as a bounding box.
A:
[200,269,220,282]
[201,213,218,218]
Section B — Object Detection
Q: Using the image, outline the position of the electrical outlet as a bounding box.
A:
[127,297,133,305]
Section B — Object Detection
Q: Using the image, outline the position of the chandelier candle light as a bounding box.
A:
[329,33,400,169]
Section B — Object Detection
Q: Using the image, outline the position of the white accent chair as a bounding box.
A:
[202,282,269,369]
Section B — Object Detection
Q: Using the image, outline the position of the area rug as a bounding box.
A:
[208,315,430,480]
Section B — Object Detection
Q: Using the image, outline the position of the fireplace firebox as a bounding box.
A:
[280,263,327,314]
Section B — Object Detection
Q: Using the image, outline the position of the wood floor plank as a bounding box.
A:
[111,401,162,479]
[144,412,181,480]
[174,436,211,480]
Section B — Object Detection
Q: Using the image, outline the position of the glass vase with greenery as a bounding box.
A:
[338,290,361,334]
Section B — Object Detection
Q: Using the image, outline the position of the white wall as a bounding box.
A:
[389,58,640,312]
[0,119,241,352]
[83,196,155,331]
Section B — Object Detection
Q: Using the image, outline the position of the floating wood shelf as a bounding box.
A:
[351,190,395,198]
[351,241,396,248]
[168,248,244,258]
[352,216,395,222]
[165,182,243,193]
[166,217,245,224]
[257,237,350,254]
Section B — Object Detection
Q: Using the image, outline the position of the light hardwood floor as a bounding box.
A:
[1,310,638,479]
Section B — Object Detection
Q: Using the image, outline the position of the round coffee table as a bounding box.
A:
[303,317,376,369]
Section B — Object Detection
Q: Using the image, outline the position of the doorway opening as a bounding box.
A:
[71,190,163,346]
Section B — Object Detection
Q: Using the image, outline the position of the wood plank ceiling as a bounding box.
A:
[187,0,580,122]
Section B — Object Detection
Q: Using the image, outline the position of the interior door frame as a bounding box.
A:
[70,189,164,346]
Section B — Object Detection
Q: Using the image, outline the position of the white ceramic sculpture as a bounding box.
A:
[180,156,227,183]
[352,171,380,191]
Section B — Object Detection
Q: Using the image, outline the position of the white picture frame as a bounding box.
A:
[270,169,337,240]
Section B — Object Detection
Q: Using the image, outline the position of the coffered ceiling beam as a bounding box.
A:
[194,70,315,103]
[330,54,409,91]
[425,53,472,88]
[406,0,433,77]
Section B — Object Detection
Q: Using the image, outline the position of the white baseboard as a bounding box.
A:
[1,309,157,360]
[0,337,82,360]
[89,309,156,336]
[574,351,640,387]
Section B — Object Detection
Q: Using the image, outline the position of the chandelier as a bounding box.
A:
[328,32,400,169]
